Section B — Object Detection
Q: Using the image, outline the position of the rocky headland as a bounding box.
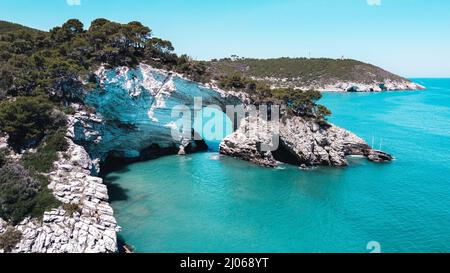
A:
[1,63,393,253]
[0,19,400,254]
[220,116,393,168]
[1,63,244,253]
[208,58,425,92]
[256,77,425,92]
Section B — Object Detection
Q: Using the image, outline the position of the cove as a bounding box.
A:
[106,79,450,253]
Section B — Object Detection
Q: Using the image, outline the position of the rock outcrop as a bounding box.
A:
[0,62,396,253]
[74,64,243,165]
[255,78,425,92]
[220,116,393,168]
[316,80,425,92]
[1,63,247,253]
[0,137,118,253]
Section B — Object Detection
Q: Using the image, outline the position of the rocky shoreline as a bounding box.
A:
[254,77,425,92]
[1,64,395,253]
[220,116,393,168]
[0,127,118,253]
[317,80,425,92]
[1,63,240,253]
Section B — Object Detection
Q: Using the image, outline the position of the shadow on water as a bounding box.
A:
[117,234,135,253]
[100,140,209,203]
[104,175,130,202]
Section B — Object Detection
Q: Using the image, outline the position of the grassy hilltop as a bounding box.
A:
[207,57,409,88]
[0,20,43,33]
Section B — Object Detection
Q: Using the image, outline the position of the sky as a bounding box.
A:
[1,0,449,77]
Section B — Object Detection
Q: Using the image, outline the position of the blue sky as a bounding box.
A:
[1,0,449,77]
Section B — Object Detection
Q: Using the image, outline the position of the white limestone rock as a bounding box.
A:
[0,137,118,253]
[258,76,426,93]
[220,116,393,168]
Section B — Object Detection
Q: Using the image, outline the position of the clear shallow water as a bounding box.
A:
[107,79,450,253]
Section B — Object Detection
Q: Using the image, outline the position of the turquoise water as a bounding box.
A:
[107,79,450,253]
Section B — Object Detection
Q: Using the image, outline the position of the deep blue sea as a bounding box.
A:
[106,79,450,253]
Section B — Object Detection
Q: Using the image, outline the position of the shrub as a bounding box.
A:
[0,148,9,168]
[21,128,68,173]
[30,187,61,220]
[62,105,76,115]
[0,163,40,224]
[0,163,60,224]
[316,105,332,121]
[27,172,60,221]
[0,96,65,151]
[62,203,81,216]
[271,89,332,121]
[0,227,22,253]
[217,73,249,90]
[45,128,69,152]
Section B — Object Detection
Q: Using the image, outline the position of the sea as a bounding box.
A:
[105,78,450,253]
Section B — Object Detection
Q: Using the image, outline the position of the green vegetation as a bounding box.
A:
[0,20,42,34]
[0,163,39,224]
[62,203,82,216]
[0,19,209,102]
[0,163,59,224]
[216,73,331,121]
[22,128,69,173]
[0,98,65,224]
[271,88,332,120]
[28,175,60,221]
[208,57,405,85]
[0,149,9,168]
[0,96,66,151]
[0,226,22,252]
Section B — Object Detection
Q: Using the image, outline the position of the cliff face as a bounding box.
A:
[0,136,118,253]
[74,64,243,168]
[220,116,393,168]
[282,79,425,92]
[0,64,245,253]
[1,63,393,253]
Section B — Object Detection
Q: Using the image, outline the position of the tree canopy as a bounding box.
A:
[0,18,207,102]
[216,74,332,121]
[0,96,65,150]
[0,163,40,224]
[0,19,213,150]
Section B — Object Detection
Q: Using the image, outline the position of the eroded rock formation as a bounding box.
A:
[220,116,393,168]
[74,64,243,165]
[1,63,394,253]
[0,138,118,253]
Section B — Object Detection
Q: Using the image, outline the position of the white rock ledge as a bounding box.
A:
[254,76,426,92]
[220,116,393,168]
[0,137,119,253]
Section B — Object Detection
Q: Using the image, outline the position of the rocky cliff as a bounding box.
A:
[1,63,393,253]
[0,136,118,253]
[220,116,393,168]
[74,64,244,168]
[266,79,425,92]
[1,64,245,253]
